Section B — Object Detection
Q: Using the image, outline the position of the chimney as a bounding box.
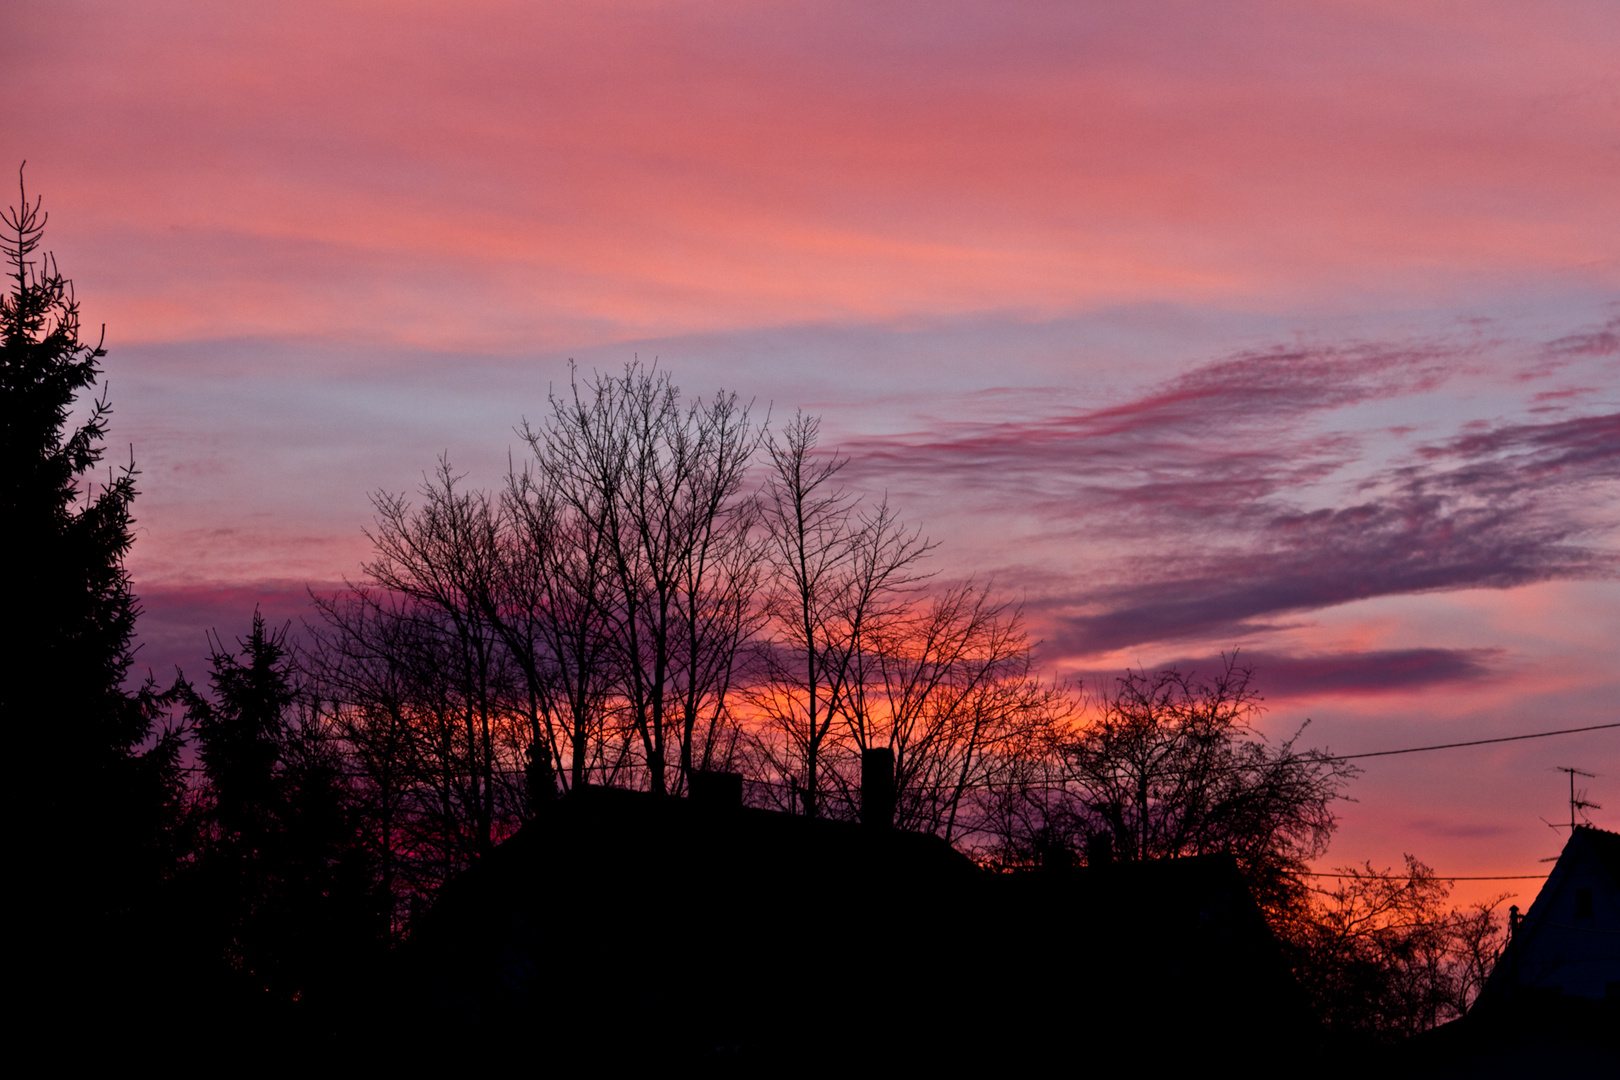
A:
[861,748,894,830]
[688,769,743,810]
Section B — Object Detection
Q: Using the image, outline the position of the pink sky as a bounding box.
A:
[5,0,1617,902]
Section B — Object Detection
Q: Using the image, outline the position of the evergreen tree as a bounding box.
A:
[2,170,185,1028]
[187,612,384,1018]
[194,614,296,851]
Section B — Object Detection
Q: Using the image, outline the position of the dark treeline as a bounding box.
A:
[5,179,1508,1057]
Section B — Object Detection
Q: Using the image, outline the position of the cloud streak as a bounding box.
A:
[845,341,1459,512]
[841,334,1620,656]
[1056,411,1618,653]
[1080,648,1504,699]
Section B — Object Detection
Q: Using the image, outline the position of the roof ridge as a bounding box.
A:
[1571,822,1618,838]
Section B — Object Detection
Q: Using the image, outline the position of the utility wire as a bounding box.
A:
[1303,872,1546,881]
[1326,722,1618,761]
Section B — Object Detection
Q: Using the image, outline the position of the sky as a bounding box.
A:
[5,0,1617,902]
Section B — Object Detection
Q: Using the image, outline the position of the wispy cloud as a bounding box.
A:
[842,333,1620,657]
[1084,648,1505,699]
[844,342,1463,532]
[1054,410,1618,652]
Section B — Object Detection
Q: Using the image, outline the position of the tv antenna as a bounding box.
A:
[1549,766,1599,830]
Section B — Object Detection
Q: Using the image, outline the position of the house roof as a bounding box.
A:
[404,783,1312,1067]
[1572,823,1620,883]
[1476,823,1620,1006]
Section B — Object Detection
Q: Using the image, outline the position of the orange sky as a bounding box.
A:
[4,0,1617,902]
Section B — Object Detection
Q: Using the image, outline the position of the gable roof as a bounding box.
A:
[1480,824,1620,1003]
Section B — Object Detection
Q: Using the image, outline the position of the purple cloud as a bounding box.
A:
[839,333,1619,656]
[845,341,1456,494]
[1077,648,1503,699]
[840,343,1469,555]
[1051,411,1618,652]
[1513,315,1619,382]
[1539,324,1618,360]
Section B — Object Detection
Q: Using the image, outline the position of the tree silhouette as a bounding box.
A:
[1057,656,1356,924]
[844,581,1072,841]
[1294,856,1508,1041]
[185,611,383,1016]
[191,614,298,850]
[292,362,1509,1048]
[503,445,619,794]
[360,465,517,859]
[532,362,762,797]
[306,578,532,930]
[3,169,186,1024]
[752,412,932,818]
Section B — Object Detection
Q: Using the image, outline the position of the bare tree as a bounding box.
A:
[1293,856,1510,1040]
[843,583,1073,844]
[501,452,619,793]
[665,389,767,784]
[534,362,761,796]
[751,413,933,817]
[355,463,528,859]
[305,585,440,935]
[306,567,541,935]
[1059,656,1357,921]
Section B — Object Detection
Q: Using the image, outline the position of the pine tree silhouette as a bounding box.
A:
[3,168,186,1040]
[186,611,386,1026]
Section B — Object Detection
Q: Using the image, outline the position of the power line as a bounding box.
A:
[1303,872,1545,881]
[1326,722,1618,761]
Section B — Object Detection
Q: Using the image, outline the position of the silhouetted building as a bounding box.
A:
[1407,825,1619,1078]
[1482,823,1620,1002]
[404,762,1312,1067]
